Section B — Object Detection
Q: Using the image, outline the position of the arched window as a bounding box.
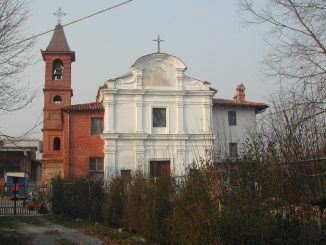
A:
[53,95,62,104]
[53,137,61,151]
[53,59,63,80]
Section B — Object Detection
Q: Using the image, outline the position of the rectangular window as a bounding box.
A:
[228,111,237,126]
[150,161,170,178]
[89,157,104,180]
[153,108,166,127]
[229,143,238,158]
[91,117,103,135]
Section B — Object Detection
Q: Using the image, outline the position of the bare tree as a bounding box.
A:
[0,0,35,138]
[239,0,326,119]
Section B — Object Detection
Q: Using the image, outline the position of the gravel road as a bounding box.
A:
[0,216,105,245]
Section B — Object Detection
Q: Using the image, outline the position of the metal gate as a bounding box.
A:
[0,184,51,215]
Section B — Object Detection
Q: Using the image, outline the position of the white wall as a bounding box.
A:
[100,53,215,179]
[212,105,256,159]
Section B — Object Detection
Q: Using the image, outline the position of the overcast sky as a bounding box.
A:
[2,0,275,138]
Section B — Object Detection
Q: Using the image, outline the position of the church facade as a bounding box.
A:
[41,25,267,183]
[97,53,216,179]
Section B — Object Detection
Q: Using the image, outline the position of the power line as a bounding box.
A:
[0,0,134,51]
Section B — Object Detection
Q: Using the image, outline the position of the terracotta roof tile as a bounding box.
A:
[61,102,103,112]
[212,98,268,113]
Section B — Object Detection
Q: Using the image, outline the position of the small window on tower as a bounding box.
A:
[53,137,61,151]
[53,95,62,104]
[53,59,63,80]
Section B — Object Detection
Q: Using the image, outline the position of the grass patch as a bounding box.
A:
[45,229,60,236]
[0,231,31,245]
[0,216,44,245]
[48,215,150,244]
[15,216,47,226]
[0,215,46,228]
[0,216,19,229]
[55,238,79,245]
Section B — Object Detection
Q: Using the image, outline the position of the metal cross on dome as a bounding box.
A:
[153,35,165,53]
[54,7,66,24]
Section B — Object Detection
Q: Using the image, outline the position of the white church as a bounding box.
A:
[97,41,268,179]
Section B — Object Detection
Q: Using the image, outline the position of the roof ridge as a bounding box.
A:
[212,98,269,113]
[62,102,103,112]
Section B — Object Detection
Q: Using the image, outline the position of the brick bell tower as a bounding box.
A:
[41,23,75,183]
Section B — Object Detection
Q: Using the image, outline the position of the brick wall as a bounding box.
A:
[63,110,104,179]
[42,52,74,184]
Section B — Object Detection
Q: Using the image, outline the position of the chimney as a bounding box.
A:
[233,83,245,102]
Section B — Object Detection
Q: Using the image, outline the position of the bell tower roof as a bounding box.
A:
[42,24,75,61]
[47,24,70,52]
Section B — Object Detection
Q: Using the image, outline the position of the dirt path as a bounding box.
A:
[19,221,105,245]
[0,216,106,245]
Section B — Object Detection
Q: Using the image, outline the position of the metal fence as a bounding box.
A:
[0,184,51,215]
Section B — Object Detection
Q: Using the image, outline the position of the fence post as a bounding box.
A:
[88,182,91,221]
[12,183,19,216]
[13,192,17,216]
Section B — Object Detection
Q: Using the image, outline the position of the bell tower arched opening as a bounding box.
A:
[53,137,61,151]
[53,59,63,80]
[53,95,62,104]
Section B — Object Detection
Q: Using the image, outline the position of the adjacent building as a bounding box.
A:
[212,84,268,160]
[0,139,42,187]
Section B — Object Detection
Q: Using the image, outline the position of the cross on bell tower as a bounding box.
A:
[153,35,165,53]
[54,7,66,24]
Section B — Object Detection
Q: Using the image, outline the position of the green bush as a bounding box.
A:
[52,158,321,244]
[51,178,104,221]
[121,172,173,243]
[51,176,65,215]
[103,176,128,227]
[167,163,221,244]
[121,171,148,233]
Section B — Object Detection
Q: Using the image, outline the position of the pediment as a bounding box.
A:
[133,53,187,87]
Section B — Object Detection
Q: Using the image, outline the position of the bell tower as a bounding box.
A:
[41,23,75,183]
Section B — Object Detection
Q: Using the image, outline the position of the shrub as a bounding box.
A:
[122,171,173,243]
[167,163,221,244]
[103,176,128,227]
[52,157,321,244]
[51,176,65,215]
[51,178,104,221]
[122,171,148,233]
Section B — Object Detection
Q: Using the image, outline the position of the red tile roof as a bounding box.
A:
[61,102,103,112]
[212,98,268,113]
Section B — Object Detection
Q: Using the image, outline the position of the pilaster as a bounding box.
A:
[104,140,116,179]
[135,95,144,133]
[135,69,143,89]
[134,140,145,171]
[103,94,115,133]
[176,96,184,134]
[176,69,184,90]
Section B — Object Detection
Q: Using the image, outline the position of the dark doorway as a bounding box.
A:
[150,161,170,178]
